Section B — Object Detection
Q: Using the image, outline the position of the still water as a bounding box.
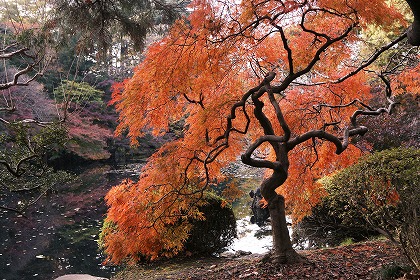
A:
[227,217,272,254]
[0,163,278,280]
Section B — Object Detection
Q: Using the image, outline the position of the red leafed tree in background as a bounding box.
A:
[103,0,419,264]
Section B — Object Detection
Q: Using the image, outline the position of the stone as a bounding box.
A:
[54,274,108,280]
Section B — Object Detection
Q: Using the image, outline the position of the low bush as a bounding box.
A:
[184,193,237,255]
[294,148,419,270]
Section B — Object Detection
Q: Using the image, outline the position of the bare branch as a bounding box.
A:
[0,205,27,218]
[0,43,18,53]
[0,116,57,127]
[0,47,29,59]
[275,25,294,74]
[213,71,277,145]
[349,74,396,127]
[267,90,290,140]
[241,135,286,169]
[333,33,408,84]
[0,154,38,177]
[0,60,44,90]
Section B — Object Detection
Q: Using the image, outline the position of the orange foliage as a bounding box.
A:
[278,143,364,221]
[104,0,411,263]
[221,181,244,204]
[316,0,407,30]
[259,197,269,209]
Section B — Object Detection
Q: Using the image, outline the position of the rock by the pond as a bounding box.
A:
[249,188,270,227]
[54,274,108,280]
[220,250,252,258]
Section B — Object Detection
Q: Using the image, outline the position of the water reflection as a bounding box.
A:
[0,162,287,279]
[0,163,130,280]
[227,217,272,254]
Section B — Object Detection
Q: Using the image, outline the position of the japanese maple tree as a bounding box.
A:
[103,0,419,264]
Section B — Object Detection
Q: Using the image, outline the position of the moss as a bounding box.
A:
[340,238,354,246]
[377,263,412,280]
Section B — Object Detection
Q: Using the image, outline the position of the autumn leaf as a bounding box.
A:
[102,0,414,264]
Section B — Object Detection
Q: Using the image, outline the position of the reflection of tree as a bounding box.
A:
[0,120,72,216]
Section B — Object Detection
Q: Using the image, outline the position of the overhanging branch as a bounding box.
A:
[0,61,43,90]
[0,154,38,177]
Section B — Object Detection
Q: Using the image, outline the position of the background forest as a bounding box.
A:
[0,0,419,280]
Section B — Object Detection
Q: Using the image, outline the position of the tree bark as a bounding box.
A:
[260,170,304,263]
[406,0,420,45]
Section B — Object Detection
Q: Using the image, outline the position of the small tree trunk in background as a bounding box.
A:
[260,171,304,263]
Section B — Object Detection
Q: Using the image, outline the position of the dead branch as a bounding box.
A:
[0,60,44,90]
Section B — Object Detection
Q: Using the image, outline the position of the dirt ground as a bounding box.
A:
[111,240,418,280]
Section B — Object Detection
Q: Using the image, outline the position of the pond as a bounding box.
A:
[0,163,137,280]
[227,217,273,254]
[0,163,289,280]
[226,175,294,255]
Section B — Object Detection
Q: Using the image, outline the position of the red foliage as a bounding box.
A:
[103,0,414,263]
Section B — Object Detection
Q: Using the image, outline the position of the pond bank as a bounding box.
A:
[110,240,414,280]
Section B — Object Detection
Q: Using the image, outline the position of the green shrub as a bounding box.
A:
[294,148,419,270]
[340,237,354,246]
[377,263,412,280]
[184,193,237,255]
[292,189,379,248]
[53,80,104,104]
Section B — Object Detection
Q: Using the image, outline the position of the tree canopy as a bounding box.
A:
[99,0,418,264]
[48,0,187,59]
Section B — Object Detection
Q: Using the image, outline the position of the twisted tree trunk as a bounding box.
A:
[260,170,303,263]
[406,0,420,45]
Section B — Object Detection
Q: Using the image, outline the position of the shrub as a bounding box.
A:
[184,192,236,255]
[294,148,419,270]
[292,196,379,248]
[53,80,104,105]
